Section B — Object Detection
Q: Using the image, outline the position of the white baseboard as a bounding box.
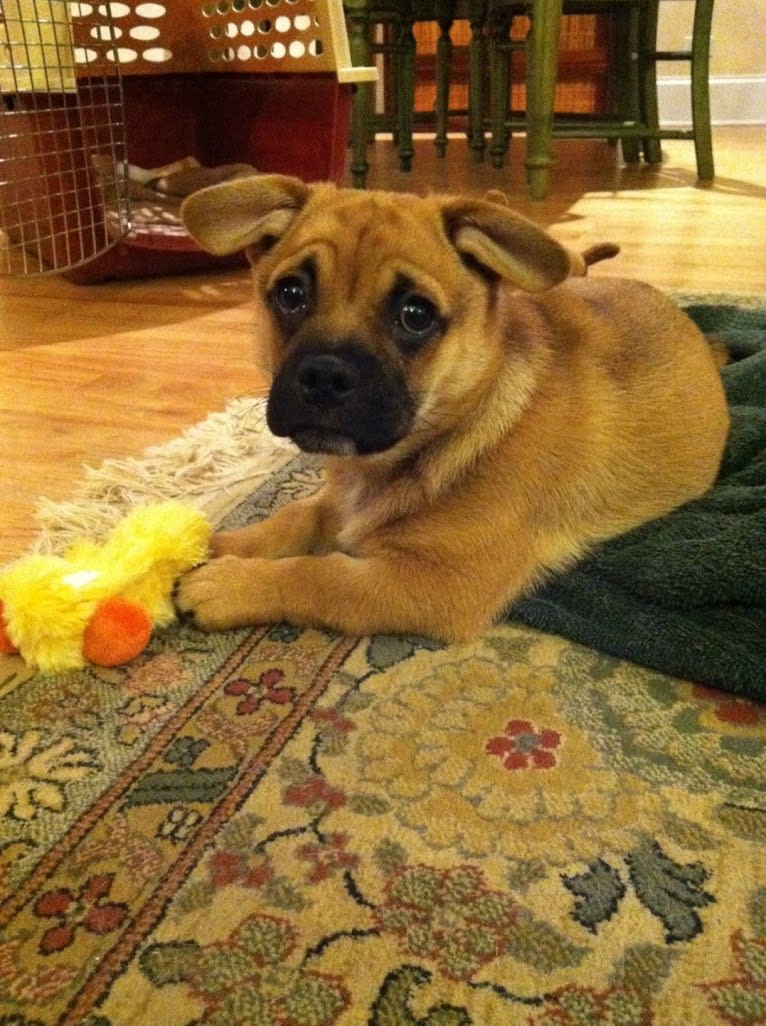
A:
[658,74,766,126]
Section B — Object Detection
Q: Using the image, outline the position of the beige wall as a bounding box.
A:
[658,0,766,77]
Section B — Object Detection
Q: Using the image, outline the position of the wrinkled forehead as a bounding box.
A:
[263,191,461,300]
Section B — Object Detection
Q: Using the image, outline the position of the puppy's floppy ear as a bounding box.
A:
[440,198,571,292]
[181,173,310,256]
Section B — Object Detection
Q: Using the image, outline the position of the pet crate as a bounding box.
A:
[0,0,375,282]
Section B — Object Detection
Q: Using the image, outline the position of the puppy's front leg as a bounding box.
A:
[175,547,493,642]
[210,493,336,559]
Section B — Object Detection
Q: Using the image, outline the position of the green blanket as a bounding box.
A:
[510,302,766,701]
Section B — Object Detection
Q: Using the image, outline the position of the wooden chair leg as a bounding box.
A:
[691,0,715,179]
[434,0,454,157]
[396,13,416,171]
[610,6,641,163]
[639,0,662,165]
[525,0,563,199]
[488,3,514,169]
[346,1,372,188]
[467,0,488,162]
[388,25,402,148]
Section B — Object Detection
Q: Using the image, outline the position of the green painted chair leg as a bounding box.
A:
[525,0,563,199]
[527,162,551,201]
[691,0,715,179]
[396,15,416,172]
[488,0,514,169]
[434,0,454,157]
[613,6,641,164]
[467,0,487,162]
[345,0,372,188]
[639,0,662,166]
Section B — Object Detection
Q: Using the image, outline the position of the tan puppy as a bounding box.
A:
[176,176,729,643]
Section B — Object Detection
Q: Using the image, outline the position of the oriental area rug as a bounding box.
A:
[1,299,765,1026]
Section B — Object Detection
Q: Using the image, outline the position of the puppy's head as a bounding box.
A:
[182,175,572,458]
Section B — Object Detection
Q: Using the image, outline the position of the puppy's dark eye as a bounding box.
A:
[393,292,439,347]
[270,273,311,322]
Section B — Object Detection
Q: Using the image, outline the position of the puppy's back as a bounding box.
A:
[524,277,729,536]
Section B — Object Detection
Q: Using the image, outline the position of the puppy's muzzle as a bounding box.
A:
[267,342,414,457]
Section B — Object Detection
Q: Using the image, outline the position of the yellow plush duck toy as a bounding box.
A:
[0,502,211,673]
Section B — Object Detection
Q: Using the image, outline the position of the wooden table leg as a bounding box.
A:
[525,0,563,199]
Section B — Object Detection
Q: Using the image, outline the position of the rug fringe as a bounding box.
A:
[33,397,296,553]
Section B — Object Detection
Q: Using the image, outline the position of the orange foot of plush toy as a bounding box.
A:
[82,598,153,668]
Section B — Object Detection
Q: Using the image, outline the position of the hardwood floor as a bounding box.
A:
[1,126,764,562]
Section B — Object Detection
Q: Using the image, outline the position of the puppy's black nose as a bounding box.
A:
[296,353,359,408]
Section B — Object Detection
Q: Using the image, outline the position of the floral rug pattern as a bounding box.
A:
[2,455,766,1026]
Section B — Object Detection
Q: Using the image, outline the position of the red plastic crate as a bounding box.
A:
[0,0,371,282]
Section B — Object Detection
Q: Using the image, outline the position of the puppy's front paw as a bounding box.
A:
[175,555,259,632]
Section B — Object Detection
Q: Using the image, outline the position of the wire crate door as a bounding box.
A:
[0,2,131,276]
[0,0,375,278]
